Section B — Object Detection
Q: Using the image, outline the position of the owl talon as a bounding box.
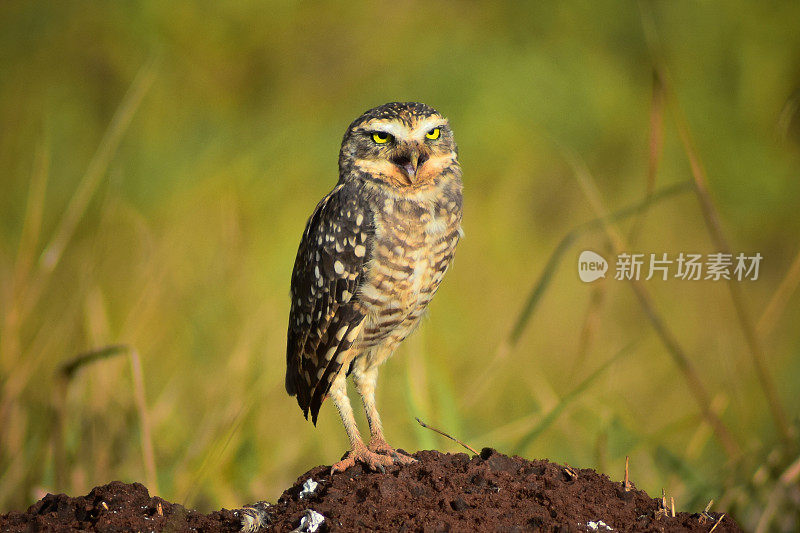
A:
[368,438,417,465]
[331,446,394,474]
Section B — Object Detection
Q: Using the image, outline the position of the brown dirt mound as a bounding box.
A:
[1,449,740,532]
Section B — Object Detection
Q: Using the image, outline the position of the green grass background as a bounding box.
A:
[2,1,799,530]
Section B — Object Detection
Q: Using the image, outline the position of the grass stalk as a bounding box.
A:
[12,141,50,300]
[628,69,665,246]
[129,349,159,495]
[669,86,791,446]
[52,345,158,495]
[757,245,800,338]
[464,181,692,408]
[54,345,128,490]
[19,59,156,326]
[1,141,49,374]
[565,146,741,458]
[415,417,478,455]
[571,283,606,375]
[514,341,637,453]
[639,0,791,448]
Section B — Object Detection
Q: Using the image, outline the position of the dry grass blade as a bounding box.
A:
[639,2,791,447]
[52,345,158,495]
[53,345,128,489]
[464,181,692,407]
[646,70,665,194]
[654,488,669,520]
[130,349,158,495]
[628,69,665,246]
[699,499,714,524]
[415,417,479,455]
[1,141,49,374]
[509,180,691,349]
[778,453,800,485]
[20,59,157,326]
[572,283,605,375]
[59,344,129,379]
[515,342,637,453]
[12,141,50,296]
[564,145,741,458]
[709,514,725,532]
[755,453,800,532]
[777,88,800,141]
[668,82,791,446]
[182,400,251,507]
[757,246,800,337]
[624,456,630,491]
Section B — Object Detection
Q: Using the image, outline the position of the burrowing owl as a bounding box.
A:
[285,102,463,472]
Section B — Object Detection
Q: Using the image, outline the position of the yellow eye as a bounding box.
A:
[425,127,441,140]
[372,132,390,144]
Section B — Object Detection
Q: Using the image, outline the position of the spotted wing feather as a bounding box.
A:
[285,183,373,424]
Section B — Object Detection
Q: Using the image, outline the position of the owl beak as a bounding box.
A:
[392,148,428,182]
[401,157,418,180]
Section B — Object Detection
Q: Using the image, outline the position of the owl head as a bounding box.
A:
[339,102,459,188]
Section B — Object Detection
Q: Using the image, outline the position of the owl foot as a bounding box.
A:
[331,445,394,474]
[368,438,417,465]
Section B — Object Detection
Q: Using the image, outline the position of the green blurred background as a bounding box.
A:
[2,1,799,529]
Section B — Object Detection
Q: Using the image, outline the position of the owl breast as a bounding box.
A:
[355,186,462,361]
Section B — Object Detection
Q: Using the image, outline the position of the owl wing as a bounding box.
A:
[285,182,374,424]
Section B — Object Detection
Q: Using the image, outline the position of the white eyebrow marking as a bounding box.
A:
[411,117,447,138]
[357,117,448,142]
[359,120,411,140]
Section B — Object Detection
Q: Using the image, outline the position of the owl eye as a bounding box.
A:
[425,127,441,140]
[372,132,391,144]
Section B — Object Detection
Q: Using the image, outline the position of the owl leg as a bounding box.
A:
[353,365,416,465]
[329,372,393,474]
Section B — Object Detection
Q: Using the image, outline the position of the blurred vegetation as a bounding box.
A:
[2,1,799,530]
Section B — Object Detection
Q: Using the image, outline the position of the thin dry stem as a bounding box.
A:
[709,514,725,532]
[640,3,791,446]
[757,246,800,337]
[756,453,800,532]
[182,399,252,507]
[779,453,800,485]
[54,344,160,496]
[463,181,692,408]
[573,284,605,375]
[564,146,741,458]
[415,417,479,455]
[624,455,630,491]
[19,59,156,326]
[0,142,51,457]
[699,499,715,525]
[11,141,50,300]
[777,89,800,140]
[129,349,158,495]
[628,69,665,246]
[51,345,128,491]
[668,79,791,445]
